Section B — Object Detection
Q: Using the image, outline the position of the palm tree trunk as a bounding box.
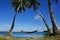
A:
[48,0,58,35]
[37,10,51,35]
[8,12,17,36]
[7,4,20,36]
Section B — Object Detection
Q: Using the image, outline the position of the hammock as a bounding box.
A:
[21,30,38,34]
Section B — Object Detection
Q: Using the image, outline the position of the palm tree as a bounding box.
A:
[28,0,51,35]
[29,0,59,36]
[8,0,30,36]
[48,0,58,35]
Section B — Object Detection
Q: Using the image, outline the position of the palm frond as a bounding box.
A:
[11,0,18,7]
[29,0,41,10]
[14,3,19,12]
[23,6,25,11]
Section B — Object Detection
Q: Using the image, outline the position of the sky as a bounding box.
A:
[0,0,60,32]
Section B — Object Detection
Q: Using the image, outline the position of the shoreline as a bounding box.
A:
[0,35,60,40]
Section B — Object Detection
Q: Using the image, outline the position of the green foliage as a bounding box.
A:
[28,0,41,10]
[11,0,31,13]
[11,0,41,12]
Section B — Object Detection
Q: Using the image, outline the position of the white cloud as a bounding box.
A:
[0,24,25,32]
[37,26,47,32]
[34,14,42,21]
[0,24,10,31]
[0,24,21,32]
[0,24,47,32]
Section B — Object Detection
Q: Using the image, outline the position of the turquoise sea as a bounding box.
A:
[0,31,46,38]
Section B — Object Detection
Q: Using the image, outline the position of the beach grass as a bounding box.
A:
[0,35,60,40]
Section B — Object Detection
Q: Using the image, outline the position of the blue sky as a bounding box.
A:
[0,0,60,32]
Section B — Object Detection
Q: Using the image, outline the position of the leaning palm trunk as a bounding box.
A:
[48,0,58,35]
[7,12,17,36]
[7,4,20,36]
[37,10,51,35]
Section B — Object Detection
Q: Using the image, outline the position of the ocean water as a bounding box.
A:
[0,31,46,38]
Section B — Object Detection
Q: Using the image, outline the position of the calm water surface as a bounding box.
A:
[0,31,46,38]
